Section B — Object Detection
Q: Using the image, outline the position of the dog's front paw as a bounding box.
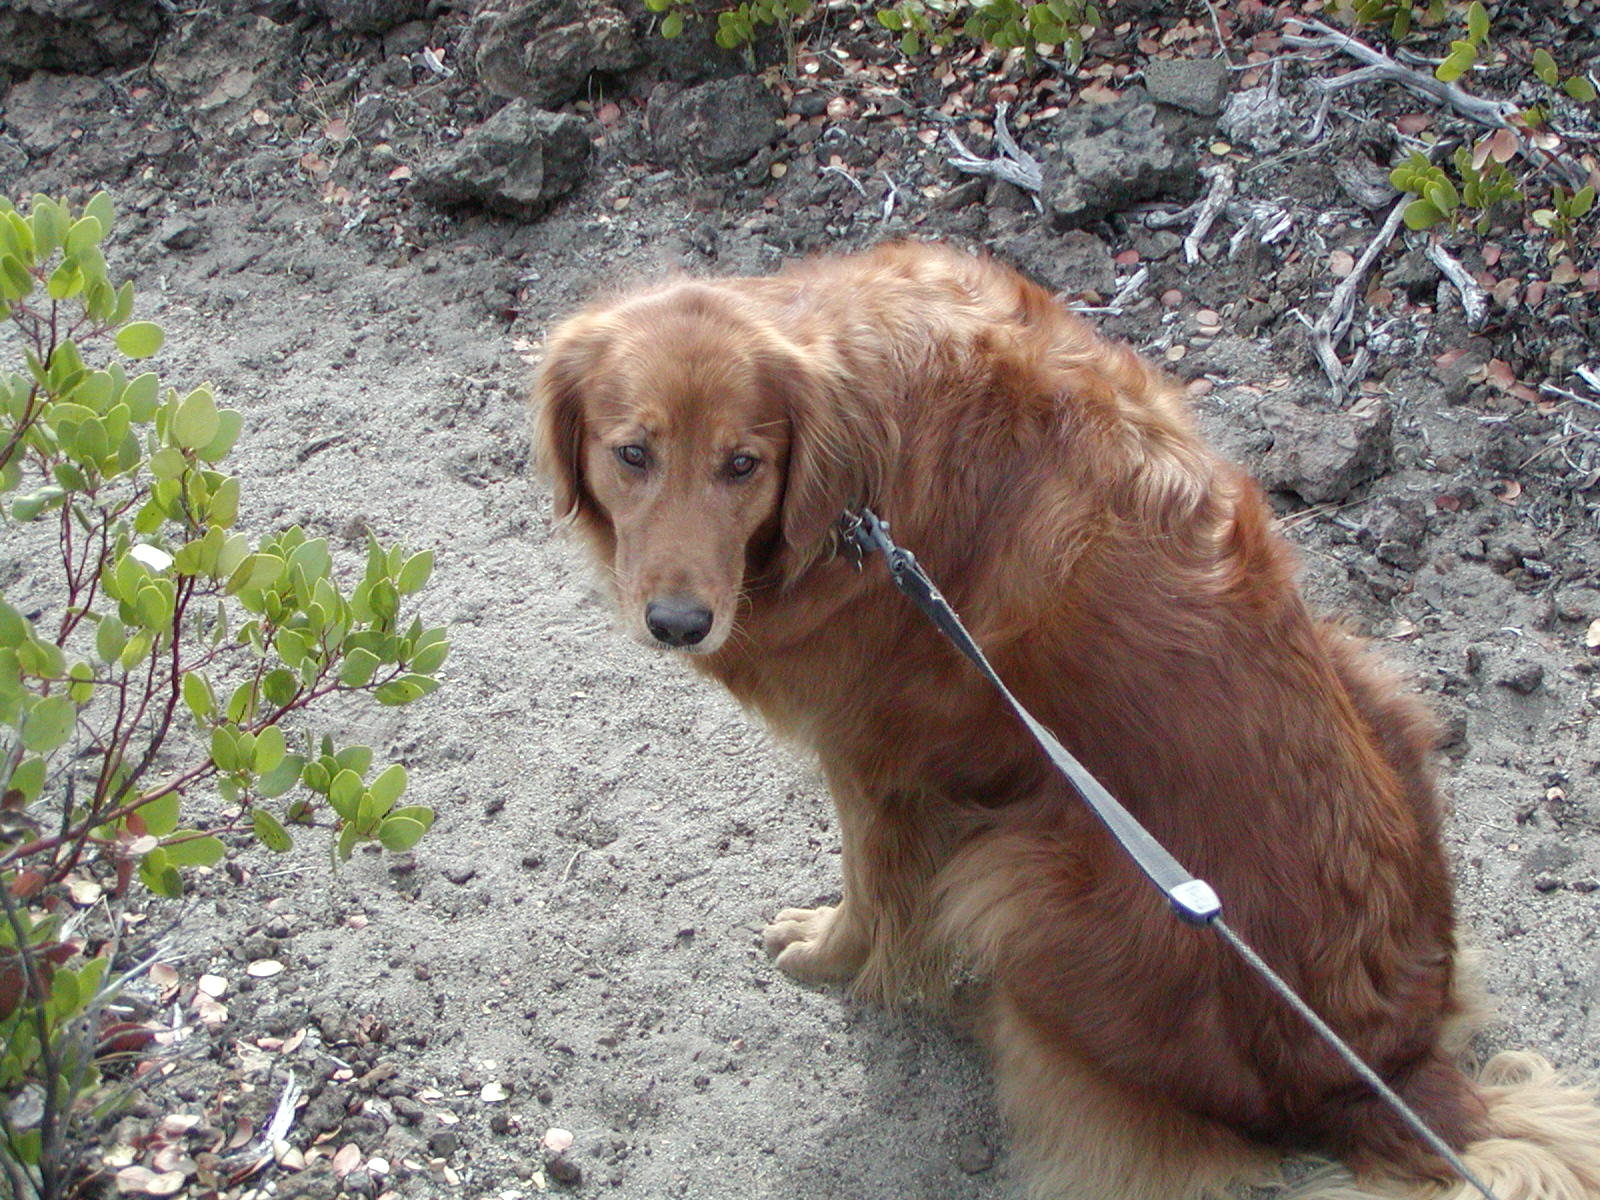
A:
[762,904,868,984]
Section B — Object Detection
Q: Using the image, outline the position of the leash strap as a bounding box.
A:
[841,507,1500,1200]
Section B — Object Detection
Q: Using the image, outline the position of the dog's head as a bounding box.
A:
[534,282,890,655]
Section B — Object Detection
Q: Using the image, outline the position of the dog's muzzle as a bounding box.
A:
[645,598,714,648]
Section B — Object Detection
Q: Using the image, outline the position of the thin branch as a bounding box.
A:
[1184,164,1236,264]
[1305,194,1410,400]
[1284,19,1517,128]
[1424,242,1490,331]
[944,102,1043,199]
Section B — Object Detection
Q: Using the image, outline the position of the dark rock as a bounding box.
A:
[1143,57,1229,116]
[546,1153,582,1185]
[305,0,427,34]
[1386,248,1441,302]
[996,228,1116,298]
[159,216,204,250]
[0,0,163,70]
[955,1131,994,1174]
[1039,94,1197,229]
[648,76,782,171]
[428,1129,459,1156]
[1532,871,1562,893]
[416,100,591,218]
[277,1164,340,1200]
[1498,663,1545,695]
[1257,394,1392,504]
[1357,497,1428,571]
[473,0,640,107]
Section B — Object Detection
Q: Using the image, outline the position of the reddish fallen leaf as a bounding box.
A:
[114,1166,186,1196]
[1484,358,1517,390]
[1481,242,1502,267]
[1551,260,1580,285]
[1435,493,1461,512]
[332,1143,364,1178]
[1493,479,1522,503]
[1114,249,1141,266]
[1329,249,1356,278]
[324,117,350,141]
[1396,113,1432,135]
[1525,280,1547,307]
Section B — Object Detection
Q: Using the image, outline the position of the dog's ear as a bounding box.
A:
[766,348,897,589]
[533,316,610,526]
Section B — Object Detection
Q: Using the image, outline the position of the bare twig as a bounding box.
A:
[1424,242,1489,331]
[819,164,866,197]
[880,172,902,223]
[1305,194,1410,400]
[945,102,1043,201]
[1284,19,1516,128]
[1184,164,1235,264]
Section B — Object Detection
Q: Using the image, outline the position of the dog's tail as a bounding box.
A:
[1289,1051,1600,1200]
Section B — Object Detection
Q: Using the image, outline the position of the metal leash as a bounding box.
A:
[841,507,1500,1200]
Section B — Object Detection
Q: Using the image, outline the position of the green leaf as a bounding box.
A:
[252,808,294,852]
[140,790,180,837]
[172,387,220,451]
[182,671,214,721]
[1466,1,1488,45]
[84,190,115,233]
[1532,48,1559,87]
[661,9,684,36]
[369,763,407,814]
[257,753,303,799]
[1569,184,1596,218]
[378,816,427,851]
[410,638,450,674]
[22,696,75,753]
[254,724,286,773]
[9,757,45,802]
[95,615,126,664]
[122,372,159,421]
[329,768,363,820]
[339,646,382,686]
[198,408,242,464]
[336,820,360,861]
[1403,199,1446,229]
[67,661,94,703]
[64,215,103,256]
[138,848,183,898]
[115,322,164,360]
[1566,75,1598,103]
[334,744,371,775]
[1424,178,1459,212]
[396,549,434,595]
[211,725,241,773]
[162,834,226,867]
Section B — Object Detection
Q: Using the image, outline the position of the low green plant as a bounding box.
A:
[877,0,1100,64]
[1339,0,1443,42]
[1391,140,1523,234]
[1532,181,1597,262]
[642,0,811,55]
[0,190,448,1196]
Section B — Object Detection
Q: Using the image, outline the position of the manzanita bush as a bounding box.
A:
[0,191,448,1197]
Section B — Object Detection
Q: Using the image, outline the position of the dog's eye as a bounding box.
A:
[727,453,758,479]
[615,444,648,470]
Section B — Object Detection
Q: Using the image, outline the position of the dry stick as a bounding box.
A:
[945,102,1044,197]
[1424,242,1490,331]
[1284,19,1517,128]
[1285,18,1589,190]
[1307,194,1410,400]
[1184,164,1236,264]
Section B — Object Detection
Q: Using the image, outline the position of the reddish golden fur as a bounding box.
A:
[535,243,1600,1199]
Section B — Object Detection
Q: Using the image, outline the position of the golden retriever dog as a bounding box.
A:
[534,242,1600,1199]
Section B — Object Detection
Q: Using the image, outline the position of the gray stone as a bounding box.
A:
[3,72,104,153]
[1039,94,1197,229]
[997,228,1116,298]
[1143,57,1229,116]
[1257,394,1393,503]
[473,0,641,107]
[416,101,591,219]
[955,1131,994,1174]
[0,0,163,70]
[308,0,427,34]
[159,215,204,250]
[648,76,782,171]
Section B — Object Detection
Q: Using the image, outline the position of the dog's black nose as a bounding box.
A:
[645,599,713,647]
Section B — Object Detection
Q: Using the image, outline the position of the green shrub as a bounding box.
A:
[0,191,448,1197]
